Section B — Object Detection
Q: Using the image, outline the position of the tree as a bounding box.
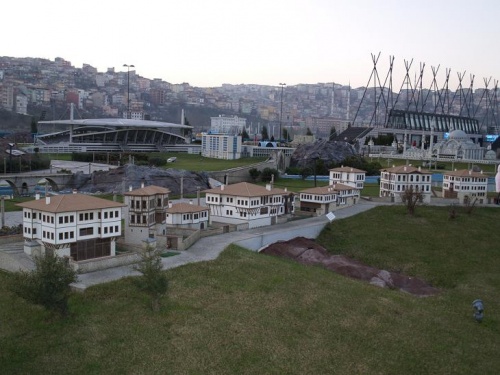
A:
[134,246,168,312]
[400,186,423,216]
[249,168,261,181]
[30,117,38,134]
[260,167,278,182]
[282,128,290,142]
[306,127,313,136]
[261,125,269,140]
[10,251,77,317]
[241,128,249,140]
[329,126,337,141]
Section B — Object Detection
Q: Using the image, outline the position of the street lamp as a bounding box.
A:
[123,64,135,119]
[279,83,286,145]
[8,143,14,173]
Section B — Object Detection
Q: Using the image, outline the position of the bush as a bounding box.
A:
[134,246,168,312]
[249,168,261,181]
[260,168,279,183]
[10,251,77,317]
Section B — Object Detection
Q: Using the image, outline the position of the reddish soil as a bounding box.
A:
[260,237,439,297]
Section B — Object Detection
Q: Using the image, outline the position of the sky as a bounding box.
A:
[2,0,500,90]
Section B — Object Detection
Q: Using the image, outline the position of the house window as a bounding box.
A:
[104,212,108,219]
[115,210,119,217]
[59,233,63,240]
[79,227,94,236]
[59,217,63,224]
[115,225,119,233]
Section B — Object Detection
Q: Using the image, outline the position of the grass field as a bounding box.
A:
[1,205,499,374]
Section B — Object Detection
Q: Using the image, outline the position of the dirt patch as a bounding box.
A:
[260,237,439,297]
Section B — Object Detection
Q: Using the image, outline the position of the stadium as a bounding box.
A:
[31,118,194,154]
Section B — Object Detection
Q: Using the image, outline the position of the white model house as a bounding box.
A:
[299,183,360,215]
[442,169,488,204]
[123,184,170,247]
[329,166,366,189]
[166,202,210,230]
[203,182,293,229]
[379,165,433,203]
[17,193,126,261]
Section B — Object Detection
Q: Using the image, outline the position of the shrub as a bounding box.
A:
[260,168,279,183]
[249,168,261,181]
[10,251,77,317]
[134,246,168,312]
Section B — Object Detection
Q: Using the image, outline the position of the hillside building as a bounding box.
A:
[17,193,126,261]
[379,165,433,203]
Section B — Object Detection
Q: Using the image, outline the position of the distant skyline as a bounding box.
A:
[3,0,500,90]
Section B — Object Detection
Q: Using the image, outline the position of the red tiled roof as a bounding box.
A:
[443,169,487,178]
[381,165,432,174]
[16,194,126,213]
[203,182,289,197]
[329,166,366,173]
[166,202,208,214]
[124,185,171,196]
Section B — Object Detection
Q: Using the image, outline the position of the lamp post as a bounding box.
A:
[8,143,14,173]
[123,64,135,119]
[279,83,286,145]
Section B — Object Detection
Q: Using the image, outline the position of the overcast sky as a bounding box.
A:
[2,0,499,89]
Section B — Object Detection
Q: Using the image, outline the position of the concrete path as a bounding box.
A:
[0,202,379,291]
[72,201,379,290]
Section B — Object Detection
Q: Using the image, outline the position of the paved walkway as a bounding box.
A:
[0,202,379,291]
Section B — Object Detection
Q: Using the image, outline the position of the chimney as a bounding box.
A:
[189,199,193,205]
[45,196,51,205]
[168,201,172,208]
[129,185,133,192]
[284,187,287,192]
[221,184,225,191]
[418,166,421,172]
[35,193,40,200]
[72,189,77,194]
[141,181,145,188]
[403,166,407,172]
[266,184,271,191]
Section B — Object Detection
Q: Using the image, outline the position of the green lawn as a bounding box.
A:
[1,205,499,374]
[155,153,267,172]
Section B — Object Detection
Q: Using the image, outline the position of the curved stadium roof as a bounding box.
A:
[38,118,192,130]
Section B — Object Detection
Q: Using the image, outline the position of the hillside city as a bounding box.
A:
[1,56,497,139]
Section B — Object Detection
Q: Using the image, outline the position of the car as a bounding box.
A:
[167,157,177,163]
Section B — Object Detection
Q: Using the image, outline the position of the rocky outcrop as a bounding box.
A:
[73,164,211,195]
[289,140,357,168]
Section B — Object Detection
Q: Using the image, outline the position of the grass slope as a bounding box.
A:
[1,206,499,374]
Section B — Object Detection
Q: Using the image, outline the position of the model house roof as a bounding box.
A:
[329,166,366,173]
[124,185,171,196]
[300,183,356,195]
[17,194,126,213]
[381,165,432,174]
[203,182,289,197]
[166,202,208,214]
[443,169,487,178]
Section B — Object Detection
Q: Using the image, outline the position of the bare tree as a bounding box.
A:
[400,186,424,216]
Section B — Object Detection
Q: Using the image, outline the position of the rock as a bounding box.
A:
[71,164,211,195]
[289,140,357,169]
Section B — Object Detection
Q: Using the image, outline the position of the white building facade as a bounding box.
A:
[379,165,433,203]
[203,182,293,229]
[299,183,360,215]
[210,115,246,134]
[329,166,366,189]
[166,202,209,230]
[201,133,242,159]
[18,194,126,261]
[442,169,488,204]
[123,185,170,247]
